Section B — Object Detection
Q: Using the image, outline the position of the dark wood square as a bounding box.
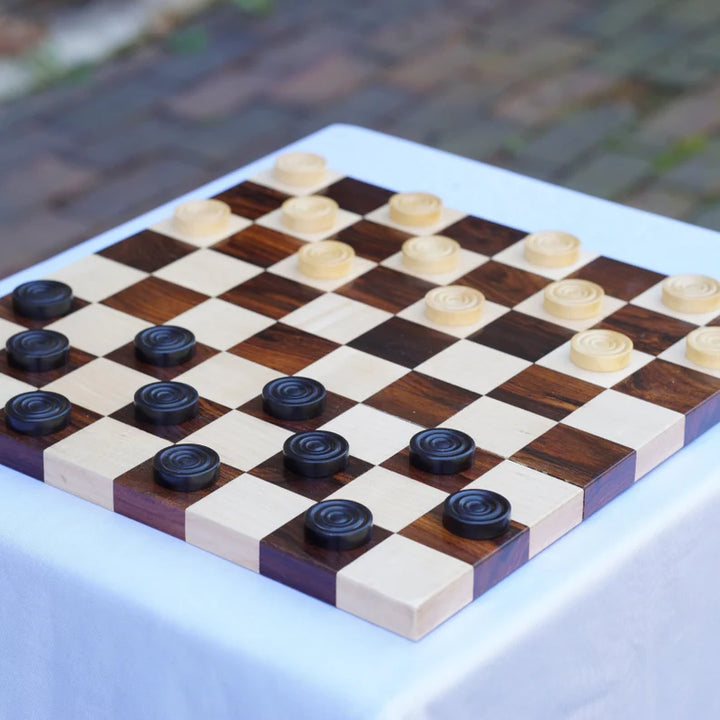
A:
[488,365,603,421]
[614,359,720,443]
[213,181,289,220]
[229,323,340,374]
[400,507,529,598]
[104,340,219,381]
[469,311,574,362]
[512,424,636,518]
[458,260,549,307]
[220,272,323,320]
[334,219,411,262]
[365,371,479,427]
[336,266,435,314]
[259,513,391,605]
[97,231,196,273]
[239,390,355,431]
[0,295,88,330]
[103,277,208,324]
[442,216,527,257]
[568,256,665,301]
[709,314,720,327]
[0,346,96,387]
[212,225,303,268]
[349,317,456,369]
[114,459,238,540]
[321,177,393,215]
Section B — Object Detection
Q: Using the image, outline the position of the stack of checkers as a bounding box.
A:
[1,150,719,640]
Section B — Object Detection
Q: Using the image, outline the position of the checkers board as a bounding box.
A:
[1,144,719,641]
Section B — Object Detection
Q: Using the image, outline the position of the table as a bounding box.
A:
[1,124,719,720]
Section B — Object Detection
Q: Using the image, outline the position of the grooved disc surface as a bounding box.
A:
[409,428,475,474]
[5,390,71,436]
[6,329,70,371]
[134,381,199,425]
[283,430,349,477]
[304,499,373,550]
[442,489,511,539]
[262,377,326,420]
[134,325,196,367]
[153,444,220,492]
[12,280,73,320]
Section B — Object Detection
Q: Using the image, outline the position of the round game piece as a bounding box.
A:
[273,152,328,187]
[442,489,511,540]
[523,231,581,268]
[543,279,605,320]
[409,428,475,475]
[297,240,355,279]
[134,325,196,367]
[134,381,199,425]
[424,285,484,326]
[5,390,71,436]
[401,235,460,274]
[173,199,231,237]
[283,430,349,478]
[262,377,326,421]
[6,329,70,371]
[661,274,720,314]
[153,443,220,493]
[281,195,338,234]
[570,329,633,372]
[304,499,373,551]
[389,192,443,227]
[686,327,720,370]
[12,280,73,320]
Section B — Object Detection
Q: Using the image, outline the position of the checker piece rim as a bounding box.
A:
[443,489,511,540]
[304,499,373,550]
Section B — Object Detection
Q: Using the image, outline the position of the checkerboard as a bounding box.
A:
[1,158,719,640]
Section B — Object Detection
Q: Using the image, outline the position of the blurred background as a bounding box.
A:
[0,0,718,278]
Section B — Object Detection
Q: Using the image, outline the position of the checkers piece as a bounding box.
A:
[283,430,349,477]
[409,428,476,475]
[402,235,460,274]
[524,231,580,268]
[298,240,355,279]
[6,329,70,371]
[543,279,605,320]
[12,280,73,320]
[262,376,327,420]
[134,325,196,367]
[389,192,442,227]
[686,327,720,369]
[661,274,720,314]
[134,381,199,425]
[281,195,338,233]
[5,390,71,436]
[442,488,511,540]
[273,152,328,187]
[173,199,231,237]
[304,498,373,550]
[153,443,220,493]
[425,285,484,326]
[570,329,633,372]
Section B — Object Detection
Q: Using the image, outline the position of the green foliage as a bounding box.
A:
[229,0,275,14]
[166,24,208,54]
[652,135,709,172]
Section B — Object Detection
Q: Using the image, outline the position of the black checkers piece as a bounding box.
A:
[5,391,71,436]
[12,280,73,320]
[134,381,199,425]
[409,428,475,475]
[153,444,220,492]
[262,376,326,420]
[6,329,70,371]
[443,489,511,540]
[134,325,196,367]
[283,430,349,478]
[304,499,373,551]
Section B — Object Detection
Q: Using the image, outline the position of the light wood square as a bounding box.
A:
[44,417,168,510]
[250,166,345,196]
[631,283,720,326]
[151,212,252,248]
[397,297,510,339]
[514,289,626,330]
[48,254,148,302]
[442,396,556,458]
[492,239,598,280]
[466,460,583,557]
[255,206,361,243]
[562,389,685,479]
[269,251,376,293]
[184,410,292,471]
[659,336,720,380]
[153,248,262,297]
[328,466,447,532]
[365,203,466,236]
[319,404,423,465]
[186,473,312,572]
[381,248,487,285]
[301,346,408,402]
[43,358,156,415]
[174,352,282,407]
[0,374,35,405]
[282,293,391,344]
[45,303,152,356]
[337,534,473,640]
[0,317,27,347]
[415,340,531,394]
[170,298,275,350]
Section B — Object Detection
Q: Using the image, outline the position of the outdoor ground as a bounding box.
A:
[0,0,719,278]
